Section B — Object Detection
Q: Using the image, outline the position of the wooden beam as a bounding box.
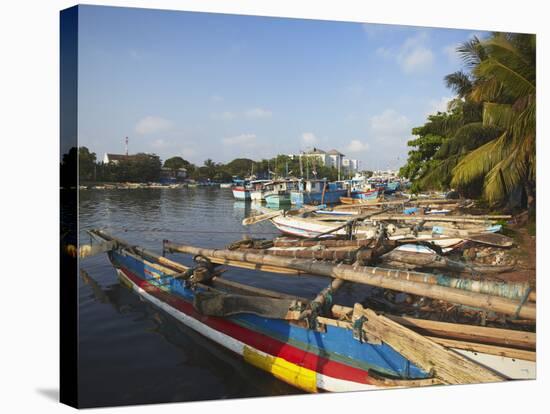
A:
[355,305,505,384]
[330,305,535,350]
[164,242,536,320]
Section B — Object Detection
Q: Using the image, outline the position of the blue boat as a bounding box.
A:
[291,179,348,205]
[88,230,438,393]
[385,181,401,194]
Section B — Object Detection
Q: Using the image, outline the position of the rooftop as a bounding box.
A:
[304,147,326,154]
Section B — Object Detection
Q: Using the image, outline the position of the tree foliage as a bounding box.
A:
[401,32,535,208]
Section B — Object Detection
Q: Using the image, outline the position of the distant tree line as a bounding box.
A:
[73,148,362,184]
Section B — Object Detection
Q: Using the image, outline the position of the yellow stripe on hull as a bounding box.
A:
[243,346,318,393]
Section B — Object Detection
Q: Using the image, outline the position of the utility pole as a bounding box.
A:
[125,136,129,156]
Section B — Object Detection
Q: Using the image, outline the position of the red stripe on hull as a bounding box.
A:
[121,268,371,385]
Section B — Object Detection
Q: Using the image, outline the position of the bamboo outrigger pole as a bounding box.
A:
[164,242,536,320]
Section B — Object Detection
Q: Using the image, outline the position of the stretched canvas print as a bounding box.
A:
[60,4,536,408]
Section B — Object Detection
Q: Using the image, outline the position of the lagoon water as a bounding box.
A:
[78,187,351,406]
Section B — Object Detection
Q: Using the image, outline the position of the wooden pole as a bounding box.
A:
[164,242,536,320]
[354,305,504,384]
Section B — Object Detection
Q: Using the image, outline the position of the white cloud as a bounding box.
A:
[301,132,318,146]
[245,107,272,118]
[151,138,168,148]
[135,116,173,135]
[376,32,434,74]
[222,133,257,146]
[181,147,197,159]
[210,95,224,103]
[443,43,461,64]
[370,109,411,135]
[401,46,434,73]
[346,140,370,153]
[426,96,454,116]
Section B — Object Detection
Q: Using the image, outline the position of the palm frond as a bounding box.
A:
[451,132,509,187]
[483,102,514,130]
[475,58,535,99]
[444,71,473,97]
[457,36,486,68]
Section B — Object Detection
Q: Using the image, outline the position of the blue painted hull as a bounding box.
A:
[291,189,348,205]
[106,247,429,391]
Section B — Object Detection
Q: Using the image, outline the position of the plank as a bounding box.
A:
[356,305,505,384]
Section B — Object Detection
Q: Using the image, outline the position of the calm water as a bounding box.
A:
[79,187,370,407]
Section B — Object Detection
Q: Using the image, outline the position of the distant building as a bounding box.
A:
[297,147,358,174]
[160,167,187,183]
[103,153,133,164]
[103,153,160,165]
[342,158,359,172]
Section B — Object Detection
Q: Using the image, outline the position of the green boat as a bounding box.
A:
[265,191,291,207]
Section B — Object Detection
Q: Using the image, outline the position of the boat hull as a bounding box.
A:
[291,189,348,205]
[265,193,291,207]
[233,187,251,200]
[109,249,430,392]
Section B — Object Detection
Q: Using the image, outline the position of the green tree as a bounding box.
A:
[451,33,536,209]
[115,153,161,182]
[78,147,97,181]
[163,156,191,170]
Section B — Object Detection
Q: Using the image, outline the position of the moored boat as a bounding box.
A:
[86,230,531,392]
[291,179,348,205]
[232,186,251,200]
[88,230,436,392]
[265,192,291,207]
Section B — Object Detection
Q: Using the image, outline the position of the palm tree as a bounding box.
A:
[451,33,536,209]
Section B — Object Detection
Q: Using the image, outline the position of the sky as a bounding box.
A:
[77,5,490,171]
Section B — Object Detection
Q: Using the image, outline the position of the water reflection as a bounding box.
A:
[78,187,304,406]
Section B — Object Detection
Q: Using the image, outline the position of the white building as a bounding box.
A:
[298,147,358,174]
[342,158,359,172]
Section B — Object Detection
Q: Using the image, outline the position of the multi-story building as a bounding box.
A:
[297,147,358,174]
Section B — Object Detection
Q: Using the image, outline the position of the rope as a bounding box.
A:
[514,287,532,319]
[352,315,366,343]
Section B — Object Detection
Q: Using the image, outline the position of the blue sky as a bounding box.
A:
[77,5,489,170]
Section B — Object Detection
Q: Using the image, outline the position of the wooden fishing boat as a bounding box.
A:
[291,179,348,205]
[88,230,436,391]
[86,230,534,393]
[340,196,382,205]
[251,180,298,203]
[268,211,503,250]
[265,192,291,207]
[232,186,250,200]
[352,189,380,201]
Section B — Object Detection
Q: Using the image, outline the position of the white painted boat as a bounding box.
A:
[269,214,497,251]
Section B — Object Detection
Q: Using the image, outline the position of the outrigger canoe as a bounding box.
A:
[85,230,534,393]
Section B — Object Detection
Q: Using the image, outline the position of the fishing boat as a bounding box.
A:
[352,189,380,201]
[265,192,291,207]
[85,230,534,392]
[291,179,348,205]
[249,180,273,202]
[250,180,298,202]
[385,181,401,194]
[232,186,251,200]
[266,210,507,251]
[88,230,435,392]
